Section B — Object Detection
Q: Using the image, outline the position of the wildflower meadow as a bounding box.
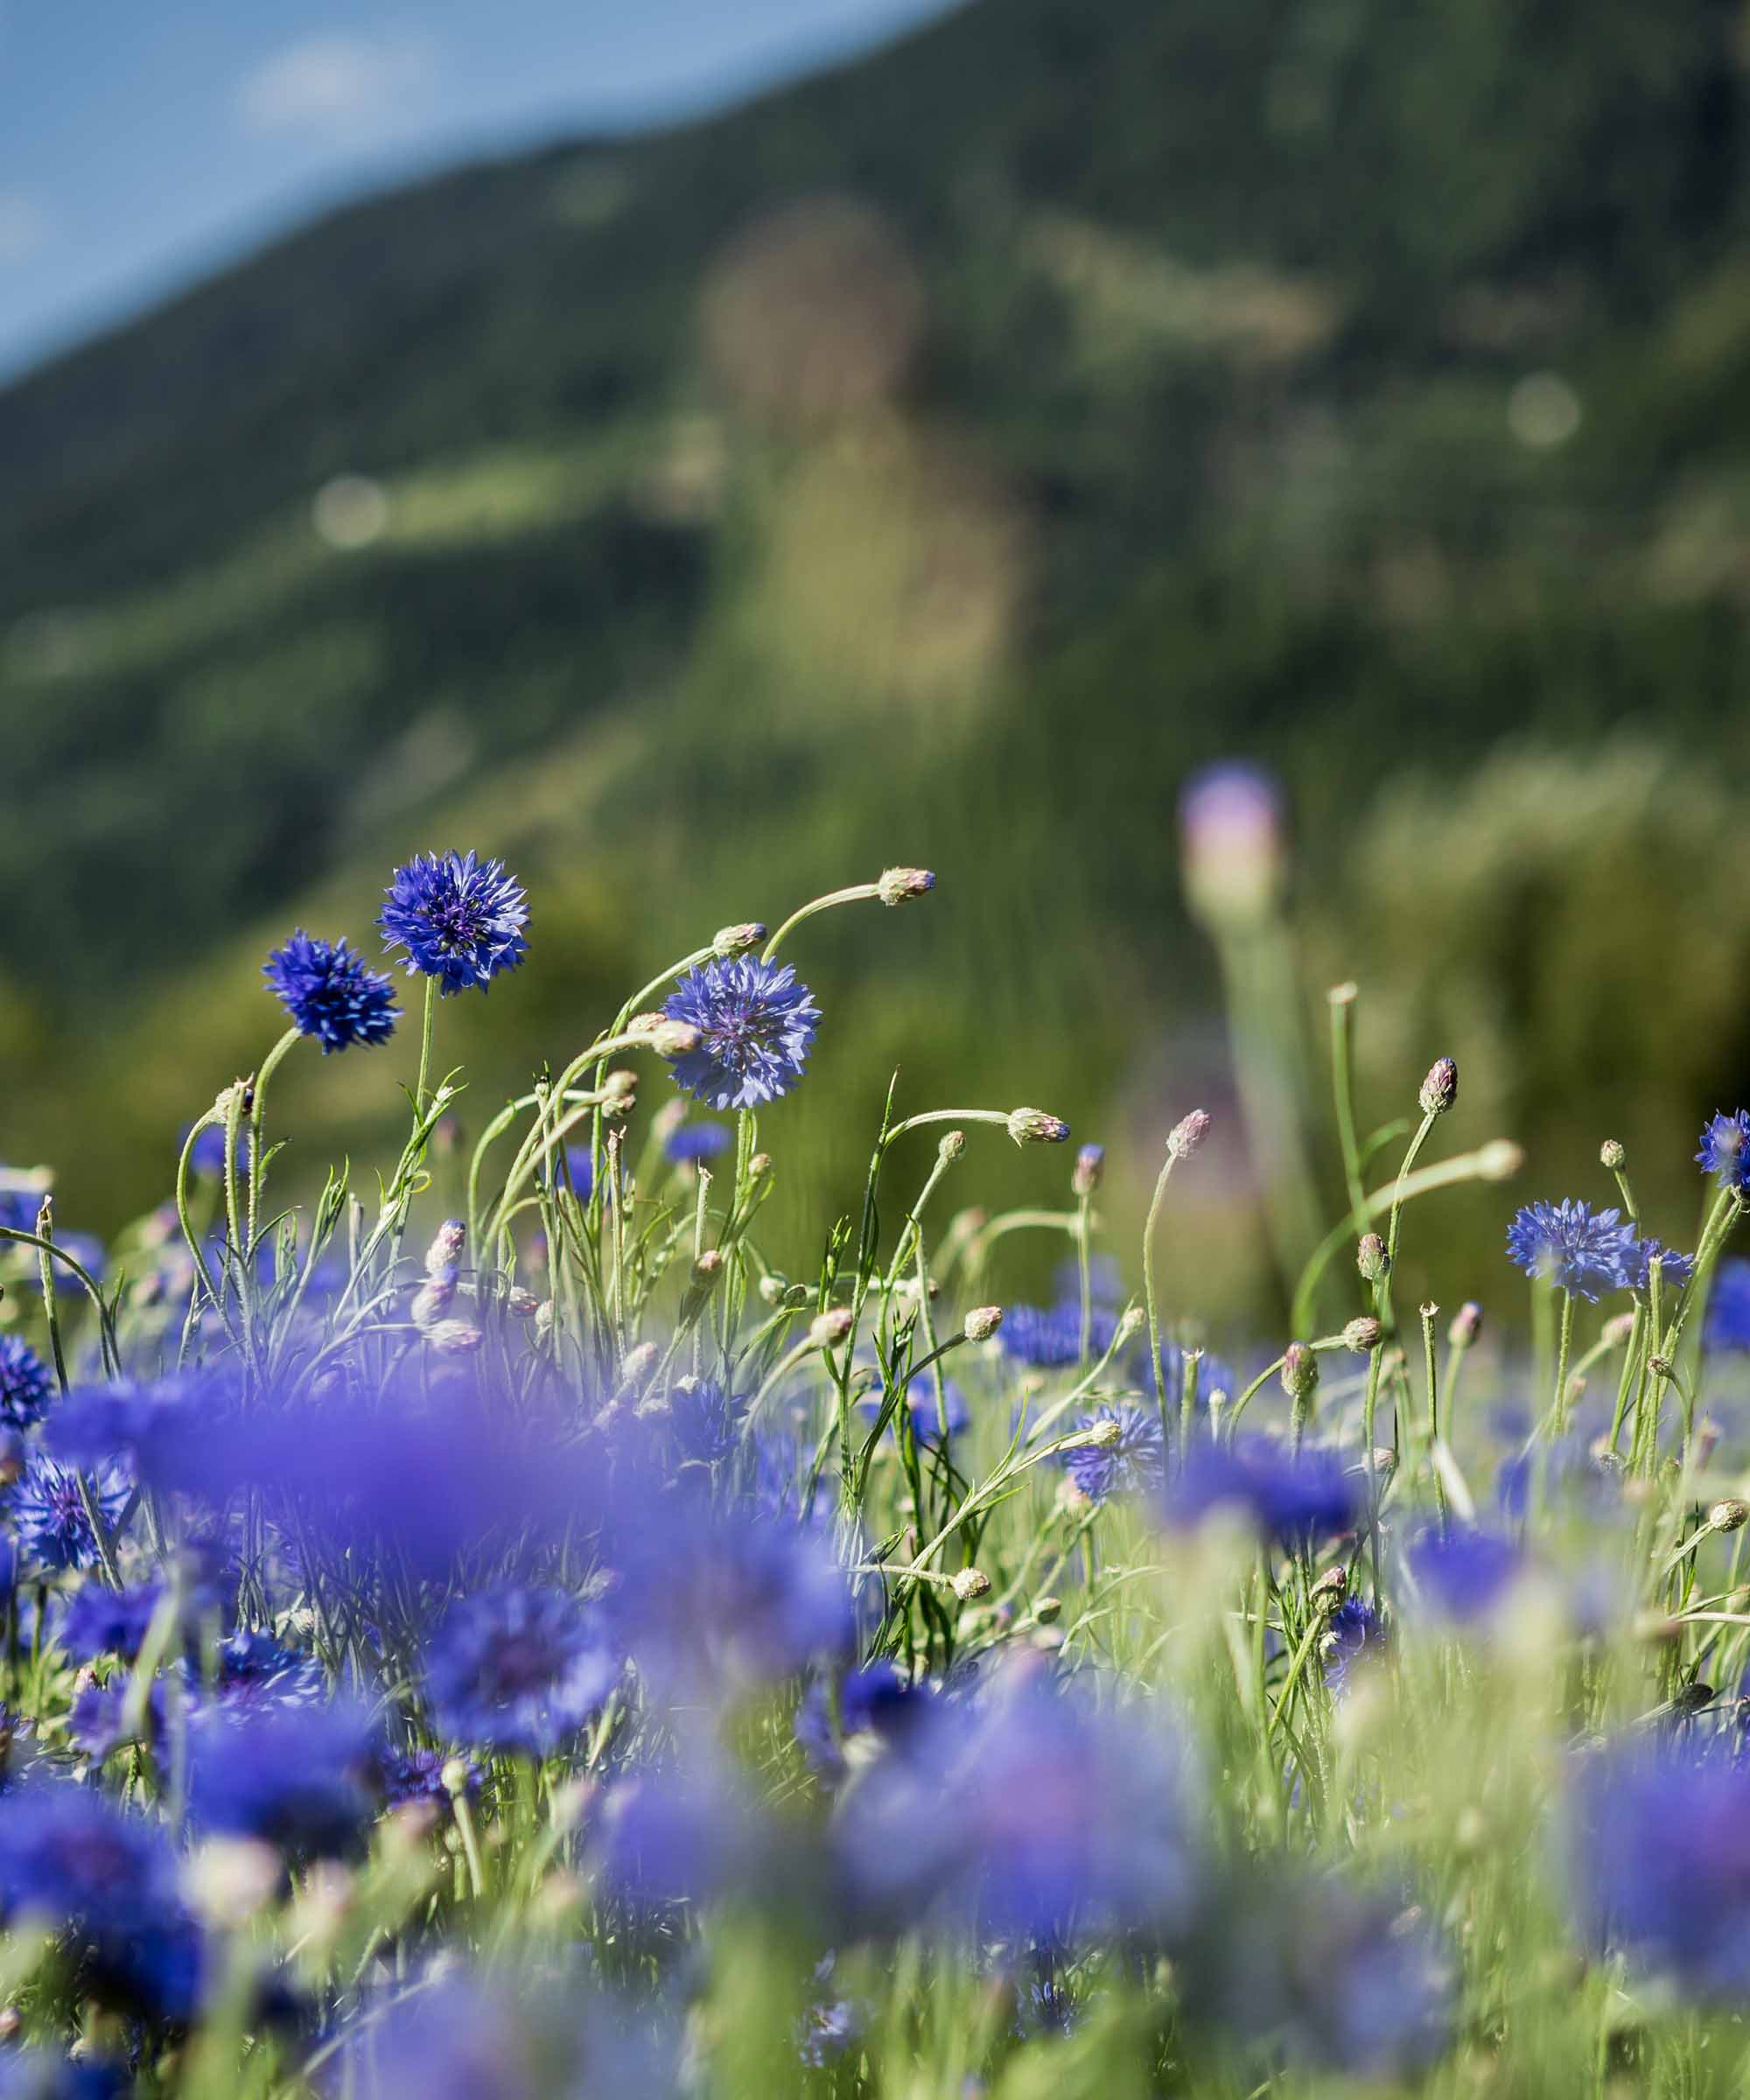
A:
[3,826,1750,2099]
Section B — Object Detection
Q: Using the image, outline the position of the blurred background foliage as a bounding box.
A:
[4,0,1750,1326]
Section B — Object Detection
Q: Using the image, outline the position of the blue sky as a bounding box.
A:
[0,0,958,381]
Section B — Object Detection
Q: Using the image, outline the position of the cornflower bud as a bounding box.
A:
[427,1320,483,1356]
[1600,1138,1626,1171]
[713,922,766,956]
[1711,1500,1750,1534]
[1478,1140,1524,1182]
[809,1308,854,1349]
[950,1567,990,1601]
[748,1152,773,1180]
[1448,1301,1482,1348]
[441,1757,474,1798]
[1356,1233,1390,1284]
[1648,1355,1676,1383]
[964,1305,1004,1342]
[507,1288,540,1318]
[758,1276,784,1306]
[1167,1110,1211,1159]
[1033,1595,1062,1623]
[619,1341,660,1390]
[939,1130,967,1163]
[424,1219,466,1276]
[534,1301,554,1340]
[1419,1057,1459,1116]
[1072,1144,1104,1196]
[1087,1417,1124,1449]
[1281,1342,1319,1405]
[1600,1311,1635,1349]
[1343,1316,1382,1354]
[1310,1564,1348,1614]
[648,1020,703,1060]
[410,1272,458,1327]
[1008,1108,1070,1146]
[1115,1305,1145,1344]
[878,867,936,906]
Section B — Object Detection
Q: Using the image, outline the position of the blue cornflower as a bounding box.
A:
[0,2051,127,2099]
[262,929,398,1053]
[1571,1740,1750,1998]
[380,850,529,996]
[663,956,820,1110]
[377,1743,480,1808]
[1406,1526,1522,1622]
[7,1456,130,1572]
[665,1119,732,1166]
[1172,1436,1359,1550]
[0,1334,53,1429]
[669,1378,744,1465]
[1062,1403,1164,1502]
[1698,1110,1750,1190]
[1708,1258,1750,1352]
[857,1374,970,1452]
[421,1586,617,1757]
[1000,1300,1116,1368]
[1322,1599,1383,1691]
[198,1628,325,1715]
[1160,1340,1238,1410]
[1627,1235,1695,1296]
[0,1783,204,2023]
[1505,1200,1635,1300]
[596,1756,766,1911]
[58,1583,164,1664]
[187,1699,375,1858]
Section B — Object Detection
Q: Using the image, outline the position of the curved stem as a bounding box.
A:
[761,885,881,963]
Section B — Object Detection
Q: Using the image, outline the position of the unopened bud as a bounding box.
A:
[619,1341,660,1390]
[1072,1144,1104,1196]
[1448,1301,1482,1348]
[1085,1417,1124,1449]
[1370,1446,1398,1480]
[1310,1564,1348,1614]
[648,1020,703,1060]
[1343,1316,1382,1354]
[1115,1305,1145,1344]
[424,1219,466,1276]
[508,1288,539,1318]
[1419,1057,1459,1116]
[1356,1233,1390,1284]
[964,1305,1004,1342]
[410,1274,458,1327]
[950,1567,990,1601]
[602,1068,637,1103]
[533,1300,554,1340]
[1600,1138,1626,1171]
[747,1152,773,1180]
[1167,1110,1211,1159]
[1008,1108,1070,1147]
[809,1309,853,1349]
[878,867,935,906]
[1601,1311,1635,1349]
[1033,1595,1062,1623]
[1712,1500,1750,1534]
[1281,1342,1320,1404]
[427,1319,483,1356]
[713,922,766,956]
[939,1130,966,1164]
[1328,981,1358,1008]
[1477,1140,1524,1183]
[687,1250,724,1299]
[1648,1355,1676,1383]
[440,1757,474,1798]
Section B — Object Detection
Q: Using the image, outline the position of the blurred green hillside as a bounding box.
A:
[5,0,1750,1316]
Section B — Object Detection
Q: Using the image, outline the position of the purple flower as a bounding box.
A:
[262,929,399,1052]
[1698,1110,1750,1191]
[1626,1236,1695,1296]
[1171,1437,1359,1550]
[1572,1740,1750,1998]
[7,1456,130,1572]
[1406,1526,1522,1622]
[0,2051,127,2099]
[421,1586,617,1757]
[377,1743,479,1808]
[668,1378,744,1465]
[665,1120,732,1166]
[857,1374,970,1452]
[594,1755,766,1911]
[794,1660,930,1780]
[379,850,529,996]
[662,956,820,1110]
[1709,1259,1750,1352]
[187,1699,376,1858]
[58,1584,164,1664]
[1322,1599,1384,1691]
[0,1335,52,1431]
[1506,1200,1635,1300]
[836,1668,1204,1944]
[1062,1404,1164,1502]
[1000,1301,1116,1368]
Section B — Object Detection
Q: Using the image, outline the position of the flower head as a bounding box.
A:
[1707,1258,1750,1352]
[1322,1598,1384,1691]
[1505,1200,1634,1300]
[857,1375,970,1453]
[794,1661,930,1780]
[1627,1235,1695,1297]
[1698,1110,1750,1190]
[380,850,529,996]
[668,1378,745,1465]
[0,1334,53,1430]
[422,1586,617,1757]
[1062,1404,1164,1502]
[662,956,820,1110]
[187,1699,375,1858]
[1000,1300,1116,1368]
[1405,1525,1523,1622]
[58,1583,164,1664]
[665,1120,732,1166]
[1171,1437,1359,1551]
[262,930,399,1052]
[7,1456,130,1572]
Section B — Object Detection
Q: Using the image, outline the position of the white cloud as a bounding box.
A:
[237,32,438,140]
[0,194,47,265]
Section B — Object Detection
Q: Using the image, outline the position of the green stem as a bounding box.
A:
[415,975,438,1113]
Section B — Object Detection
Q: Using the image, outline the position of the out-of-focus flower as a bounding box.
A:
[794,1660,931,1781]
[1706,1259,1750,1352]
[857,1374,970,1452]
[1000,1301,1116,1368]
[1321,1599,1384,1691]
[0,2050,128,2099]
[668,1378,744,1465]
[380,850,529,996]
[836,1665,1204,1945]
[662,956,820,1110]
[421,1586,617,1757]
[58,1583,164,1664]
[1178,761,1285,926]
[262,930,399,1053]
[1170,1437,1358,1550]
[1505,1200,1634,1300]
[0,1334,52,1430]
[664,1120,732,1166]
[187,1700,375,1858]
[594,1755,768,1912]
[1571,1740,1750,1998]
[1404,1526,1523,1622]
[1625,1236,1695,1296]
